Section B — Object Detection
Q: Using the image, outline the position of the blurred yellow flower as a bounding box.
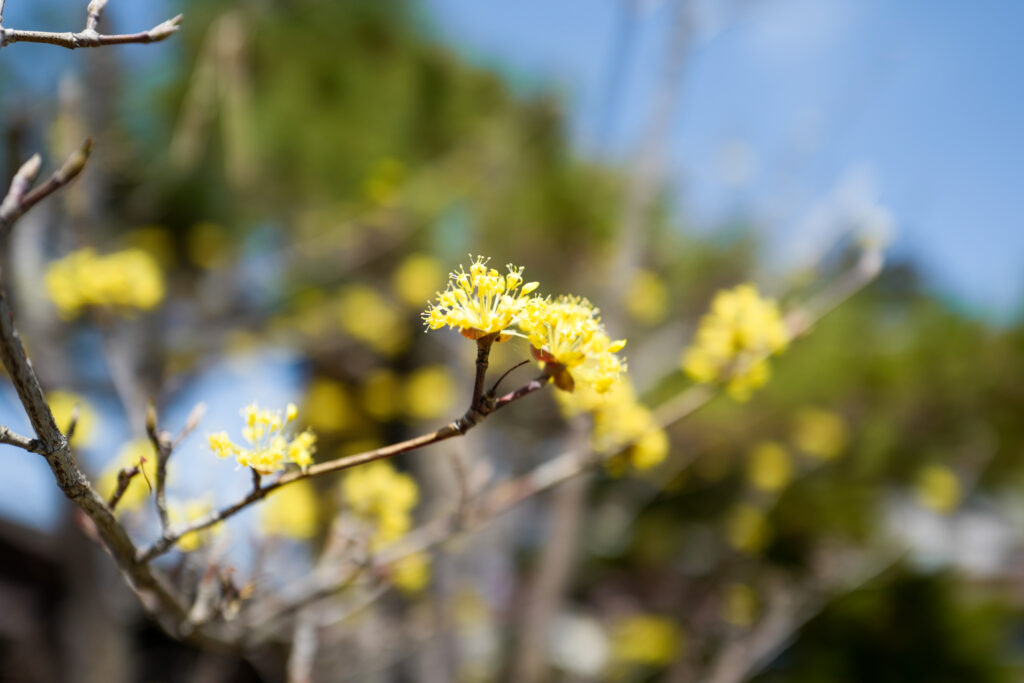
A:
[682,284,788,401]
[791,407,847,460]
[393,253,444,308]
[391,552,431,594]
[342,460,419,546]
[723,583,758,627]
[403,366,457,420]
[726,503,771,554]
[362,370,402,421]
[747,441,792,492]
[261,479,319,539]
[45,248,164,319]
[302,378,354,433]
[914,464,961,514]
[338,284,407,355]
[98,439,157,511]
[208,403,317,474]
[422,255,538,340]
[47,390,97,447]
[611,615,682,666]
[625,269,669,325]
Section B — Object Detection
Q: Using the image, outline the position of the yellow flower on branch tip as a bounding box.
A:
[682,284,788,401]
[98,439,157,512]
[518,295,626,393]
[208,403,317,475]
[45,247,164,319]
[422,255,539,339]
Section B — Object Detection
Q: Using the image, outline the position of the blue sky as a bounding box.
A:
[419,0,1024,320]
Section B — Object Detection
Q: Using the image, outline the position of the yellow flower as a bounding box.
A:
[261,479,319,539]
[791,407,847,460]
[392,552,431,594]
[726,503,771,554]
[403,366,456,420]
[98,439,157,511]
[914,464,961,514]
[422,255,538,339]
[625,269,670,325]
[337,285,407,355]
[302,378,353,433]
[518,295,626,393]
[747,441,792,492]
[208,403,317,475]
[47,390,97,447]
[45,248,164,319]
[682,284,788,401]
[393,253,444,308]
[341,460,419,546]
[611,615,682,666]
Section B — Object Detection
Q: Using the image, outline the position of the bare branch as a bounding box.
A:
[0,141,92,235]
[0,424,43,453]
[146,402,174,531]
[107,465,141,511]
[0,13,182,50]
[85,0,109,33]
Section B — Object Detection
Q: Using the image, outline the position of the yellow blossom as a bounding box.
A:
[626,269,670,325]
[392,552,431,594]
[393,253,444,307]
[747,441,792,492]
[403,366,456,420]
[98,439,157,512]
[302,378,353,433]
[341,460,419,546]
[682,284,788,401]
[45,248,164,319]
[47,390,97,447]
[611,615,682,666]
[726,503,771,554]
[518,295,626,393]
[914,464,961,514]
[338,285,407,355]
[208,403,317,475]
[422,255,538,339]
[791,407,847,460]
[261,480,319,539]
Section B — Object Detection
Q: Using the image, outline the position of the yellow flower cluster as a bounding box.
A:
[611,615,682,666]
[682,284,788,401]
[209,403,317,475]
[423,256,539,340]
[45,248,164,319]
[423,257,626,394]
[557,379,668,473]
[341,460,419,545]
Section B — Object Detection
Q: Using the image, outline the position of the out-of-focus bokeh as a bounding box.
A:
[0,0,1021,681]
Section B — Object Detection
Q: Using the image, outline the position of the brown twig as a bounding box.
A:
[146,402,174,532]
[137,338,548,562]
[0,141,92,234]
[0,13,182,50]
[107,465,141,511]
[0,424,44,453]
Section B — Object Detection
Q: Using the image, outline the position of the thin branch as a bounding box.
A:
[107,465,141,511]
[0,14,182,50]
[85,0,108,33]
[138,343,547,563]
[146,402,174,531]
[0,424,43,453]
[0,141,91,234]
